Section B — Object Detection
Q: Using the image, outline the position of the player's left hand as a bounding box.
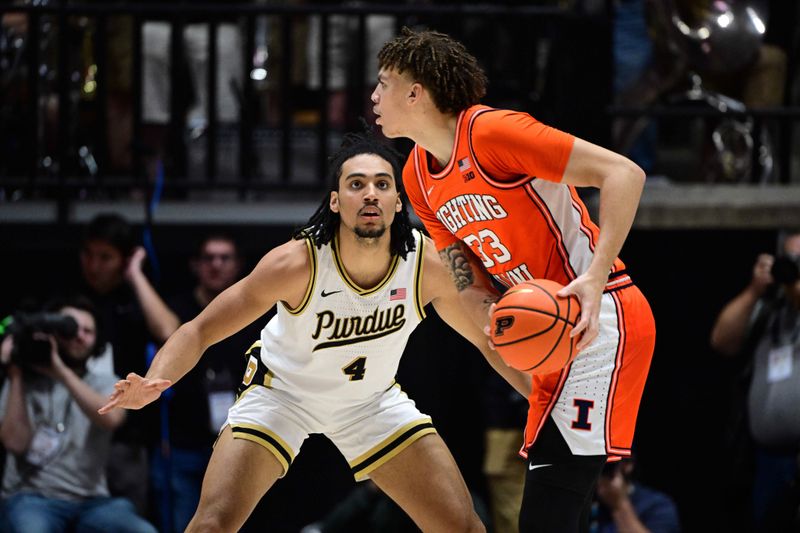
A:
[557,273,605,352]
[98,372,171,414]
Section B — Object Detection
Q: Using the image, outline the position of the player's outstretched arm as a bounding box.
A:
[98,239,312,414]
[423,239,531,397]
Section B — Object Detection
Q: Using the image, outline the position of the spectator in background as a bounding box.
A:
[591,458,681,533]
[78,213,179,517]
[1,5,134,176]
[299,480,425,533]
[141,6,244,180]
[307,2,395,129]
[710,229,800,530]
[142,19,243,132]
[151,232,269,532]
[612,0,657,174]
[616,0,794,183]
[482,373,527,533]
[0,295,157,533]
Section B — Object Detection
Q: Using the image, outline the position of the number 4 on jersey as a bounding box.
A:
[342,356,367,381]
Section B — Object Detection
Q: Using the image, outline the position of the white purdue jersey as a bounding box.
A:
[256,229,426,405]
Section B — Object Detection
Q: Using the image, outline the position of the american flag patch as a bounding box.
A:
[389,288,407,301]
[458,157,471,172]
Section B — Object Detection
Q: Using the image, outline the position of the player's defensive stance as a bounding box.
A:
[100,133,527,532]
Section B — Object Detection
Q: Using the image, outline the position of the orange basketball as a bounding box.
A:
[490,279,581,375]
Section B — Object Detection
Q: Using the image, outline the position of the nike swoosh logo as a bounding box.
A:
[529,463,552,471]
[321,290,342,297]
[426,186,435,195]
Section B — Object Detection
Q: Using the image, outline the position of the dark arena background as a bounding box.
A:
[2,1,800,532]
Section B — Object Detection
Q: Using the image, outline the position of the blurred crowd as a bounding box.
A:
[1,1,799,532]
[2,0,796,194]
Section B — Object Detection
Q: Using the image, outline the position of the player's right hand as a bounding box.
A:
[98,372,171,414]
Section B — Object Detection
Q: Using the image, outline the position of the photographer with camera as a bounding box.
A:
[79,213,179,516]
[0,295,156,533]
[711,229,800,530]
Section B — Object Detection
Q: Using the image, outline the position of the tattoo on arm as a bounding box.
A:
[439,243,475,291]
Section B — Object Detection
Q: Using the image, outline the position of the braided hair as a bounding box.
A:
[292,131,416,260]
[377,27,487,115]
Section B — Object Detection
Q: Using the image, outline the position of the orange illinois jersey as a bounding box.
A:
[404,105,655,459]
[402,105,626,290]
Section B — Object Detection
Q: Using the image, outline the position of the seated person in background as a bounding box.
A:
[482,372,528,533]
[150,232,269,532]
[592,457,681,533]
[710,229,800,530]
[0,295,156,533]
[79,212,178,515]
[299,480,419,533]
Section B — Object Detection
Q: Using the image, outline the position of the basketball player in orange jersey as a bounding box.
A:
[373,28,656,532]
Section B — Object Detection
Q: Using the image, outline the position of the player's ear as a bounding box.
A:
[395,194,402,213]
[408,82,422,102]
[329,191,339,213]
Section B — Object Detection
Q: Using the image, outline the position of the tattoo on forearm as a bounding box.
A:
[439,244,475,291]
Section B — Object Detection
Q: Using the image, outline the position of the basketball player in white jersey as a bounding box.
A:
[99,133,528,532]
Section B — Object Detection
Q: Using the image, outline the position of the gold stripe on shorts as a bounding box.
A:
[349,418,436,481]
[230,423,295,473]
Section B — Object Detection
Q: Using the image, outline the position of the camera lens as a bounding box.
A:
[8,312,79,369]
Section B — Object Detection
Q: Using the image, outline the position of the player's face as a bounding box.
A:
[330,154,401,241]
[58,306,97,363]
[371,68,414,138]
[194,239,240,295]
[80,240,125,294]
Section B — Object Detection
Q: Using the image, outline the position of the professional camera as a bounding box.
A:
[771,255,800,286]
[6,313,79,368]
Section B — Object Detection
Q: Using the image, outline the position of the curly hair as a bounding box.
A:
[377,27,487,115]
[292,131,416,260]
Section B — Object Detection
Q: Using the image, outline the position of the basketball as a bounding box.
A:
[490,279,581,375]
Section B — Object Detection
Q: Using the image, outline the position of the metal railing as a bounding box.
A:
[1,2,600,207]
[4,1,797,226]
